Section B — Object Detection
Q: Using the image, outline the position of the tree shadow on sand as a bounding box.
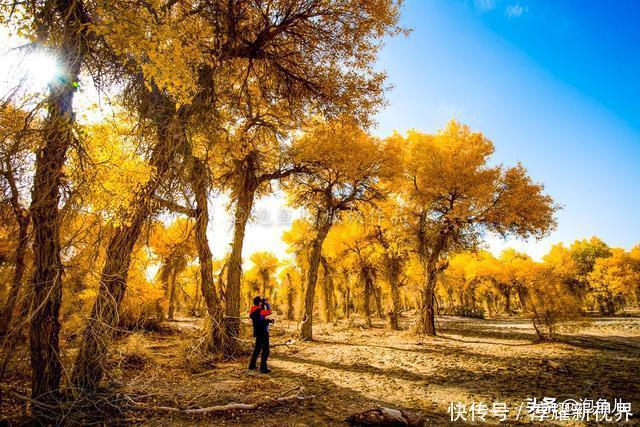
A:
[275,347,640,413]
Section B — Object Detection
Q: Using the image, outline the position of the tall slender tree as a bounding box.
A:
[285,118,394,340]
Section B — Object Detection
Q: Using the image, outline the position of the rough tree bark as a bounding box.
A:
[415,230,448,336]
[374,285,383,319]
[260,271,271,300]
[72,98,184,391]
[28,0,88,401]
[362,265,374,328]
[501,285,512,315]
[342,271,351,319]
[385,256,402,330]
[224,152,259,354]
[0,161,30,335]
[517,286,528,311]
[167,268,177,320]
[299,218,332,341]
[320,257,334,323]
[285,273,295,320]
[190,156,225,350]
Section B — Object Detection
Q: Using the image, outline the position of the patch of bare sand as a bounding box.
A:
[124,315,640,425]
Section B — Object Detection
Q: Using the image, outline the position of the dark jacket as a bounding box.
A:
[249,303,271,337]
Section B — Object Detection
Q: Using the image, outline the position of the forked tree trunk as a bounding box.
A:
[190,156,225,349]
[299,219,332,341]
[224,153,259,354]
[29,0,88,401]
[72,101,183,391]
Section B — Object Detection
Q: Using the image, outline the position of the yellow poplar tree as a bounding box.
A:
[285,118,395,340]
[393,120,557,336]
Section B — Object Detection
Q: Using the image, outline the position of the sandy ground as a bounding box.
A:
[2,314,639,425]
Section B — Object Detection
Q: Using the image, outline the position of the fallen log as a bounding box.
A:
[345,405,422,426]
[139,390,314,415]
[184,403,257,414]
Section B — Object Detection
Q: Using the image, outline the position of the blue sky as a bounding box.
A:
[371,0,640,258]
[3,2,638,262]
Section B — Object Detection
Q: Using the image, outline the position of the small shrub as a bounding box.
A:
[526,267,582,341]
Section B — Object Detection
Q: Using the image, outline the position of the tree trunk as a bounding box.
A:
[374,285,383,319]
[167,268,177,320]
[320,257,334,323]
[485,294,494,317]
[260,271,270,300]
[516,286,527,311]
[362,265,373,328]
[299,220,332,341]
[345,286,351,319]
[286,273,294,320]
[415,228,448,336]
[72,99,183,391]
[224,153,258,354]
[190,156,224,348]
[0,211,29,335]
[504,287,512,315]
[386,256,401,330]
[417,281,436,335]
[29,0,87,401]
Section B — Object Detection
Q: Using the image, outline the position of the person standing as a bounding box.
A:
[248,296,272,373]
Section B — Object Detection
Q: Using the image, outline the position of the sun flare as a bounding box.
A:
[22,51,60,89]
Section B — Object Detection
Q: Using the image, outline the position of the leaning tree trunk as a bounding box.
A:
[386,256,402,330]
[299,220,332,341]
[190,156,225,350]
[29,0,87,401]
[71,103,183,391]
[224,153,258,354]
